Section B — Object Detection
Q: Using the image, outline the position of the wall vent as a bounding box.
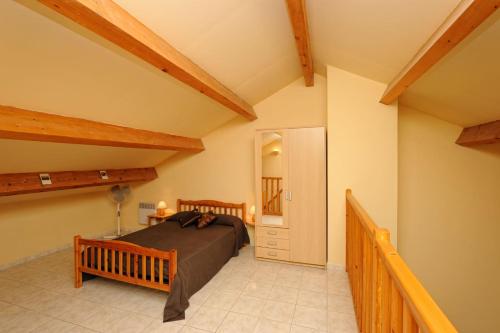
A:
[138,202,156,225]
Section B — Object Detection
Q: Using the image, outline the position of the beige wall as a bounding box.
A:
[398,106,500,333]
[122,75,327,242]
[327,66,398,266]
[0,190,115,267]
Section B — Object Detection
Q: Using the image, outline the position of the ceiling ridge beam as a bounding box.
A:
[38,0,257,120]
[0,105,205,152]
[0,167,157,196]
[456,120,500,145]
[380,0,499,104]
[286,0,314,86]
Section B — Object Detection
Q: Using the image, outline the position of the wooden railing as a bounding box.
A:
[74,235,177,292]
[262,177,282,215]
[345,189,457,333]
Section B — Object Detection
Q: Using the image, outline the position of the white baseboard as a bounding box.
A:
[327,262,346,272]
[0,229,115,271]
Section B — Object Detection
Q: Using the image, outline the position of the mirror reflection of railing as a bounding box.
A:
[262,177,282,216]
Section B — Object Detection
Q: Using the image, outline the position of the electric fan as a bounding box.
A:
[103,184,131,239]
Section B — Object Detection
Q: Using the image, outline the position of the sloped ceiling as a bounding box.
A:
[0,0,473,178]
[400,10,500,127]
[307,0,462,83]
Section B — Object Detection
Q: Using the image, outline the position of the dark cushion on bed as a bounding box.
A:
[169,209,201,228]
[214,214,243,227]
[167,210,194,222]
[197,211,217,229]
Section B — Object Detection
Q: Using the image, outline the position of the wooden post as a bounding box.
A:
[169,249,178,289]
[73,235,82,288]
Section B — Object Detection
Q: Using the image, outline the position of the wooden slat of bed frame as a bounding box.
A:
[74,199,241,294]
[176,199,247,223]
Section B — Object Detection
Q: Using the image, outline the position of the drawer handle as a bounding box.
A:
[267,241,277,246]
[267,231,277,235]
[267,251,277,257]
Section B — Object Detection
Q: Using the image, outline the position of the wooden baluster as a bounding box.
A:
[90,246,95,269]
[134,254,138,279]
[402,302,418,333]
[159,259,164,285]
[126,253,131,277]
[390,281,403,333]
[119,251,123,276]
[373,250,383,333]
[97,247,101,271]
[83,245,88,268]
[169,250,177,289]
[381,266,392,333]
[111,250,115,274]
[262,178,265,212]
[142,255,147,281]
[271,178,275,213]
[150,256,155,283]
[362,230,372,333]
[104,248,108,272]
[73,236,82,288]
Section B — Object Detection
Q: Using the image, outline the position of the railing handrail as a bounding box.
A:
[346,189,457,333]
[346,189,378,238]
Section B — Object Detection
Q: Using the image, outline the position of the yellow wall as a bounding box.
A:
[0,190,115,267]
[327,66,398,266]
[398,106,500,333]
[122,75,327,240]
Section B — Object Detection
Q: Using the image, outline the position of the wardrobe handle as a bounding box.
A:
[289,191,292,201]
[267,241,277,246]
[267,251,277,257]
[285,191,289,201]
[267,231,277,236]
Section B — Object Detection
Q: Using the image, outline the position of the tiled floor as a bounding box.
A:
[0,246,358,333]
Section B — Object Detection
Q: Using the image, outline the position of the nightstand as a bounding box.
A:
[147,214,172,227]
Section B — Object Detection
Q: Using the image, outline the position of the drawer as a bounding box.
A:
[256,237,290,250]
[257,226,289,239]
[256,247,290,261]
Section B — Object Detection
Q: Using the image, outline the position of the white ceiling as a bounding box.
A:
[400,10,500,127]
[114,0,303,105]
[307,0,462,83]
[0,0,474,176]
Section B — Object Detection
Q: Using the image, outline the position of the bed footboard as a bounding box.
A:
[73,235,177,292]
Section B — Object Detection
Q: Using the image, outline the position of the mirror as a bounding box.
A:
[261,132,284,226]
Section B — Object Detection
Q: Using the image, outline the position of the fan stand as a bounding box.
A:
[104,202,121,240]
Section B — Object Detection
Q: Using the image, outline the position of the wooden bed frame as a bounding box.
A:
[74,199,246,292]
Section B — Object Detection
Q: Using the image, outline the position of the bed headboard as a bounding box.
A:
[177,199,246,223]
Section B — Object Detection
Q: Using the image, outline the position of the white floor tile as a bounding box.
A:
[231,295,266,316]
[217,312,258,333]
[254,318,291,333]
[187,306,228,332]
[268,285,299,304]
[293,305,328,331]
[297,290,327,309]
[260,300,295,323]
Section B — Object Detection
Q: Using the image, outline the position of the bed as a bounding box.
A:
[73,199,250,322]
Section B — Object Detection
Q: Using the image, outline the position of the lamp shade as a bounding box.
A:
[250,205,256,215]
[157,201,167,209]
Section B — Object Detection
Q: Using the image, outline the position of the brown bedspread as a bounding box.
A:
[115,218,249,322]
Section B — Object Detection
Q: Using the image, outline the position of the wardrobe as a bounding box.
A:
[254,127,326,267]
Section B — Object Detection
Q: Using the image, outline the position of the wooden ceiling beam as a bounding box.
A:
[0,105,204,152]
[456,120,500,146]
[38,0,257,120]
[285,0,314,86]
[0,168,157,196]
[380,0,499,104]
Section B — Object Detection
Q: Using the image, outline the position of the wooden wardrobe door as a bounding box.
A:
[288,127,326,266]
